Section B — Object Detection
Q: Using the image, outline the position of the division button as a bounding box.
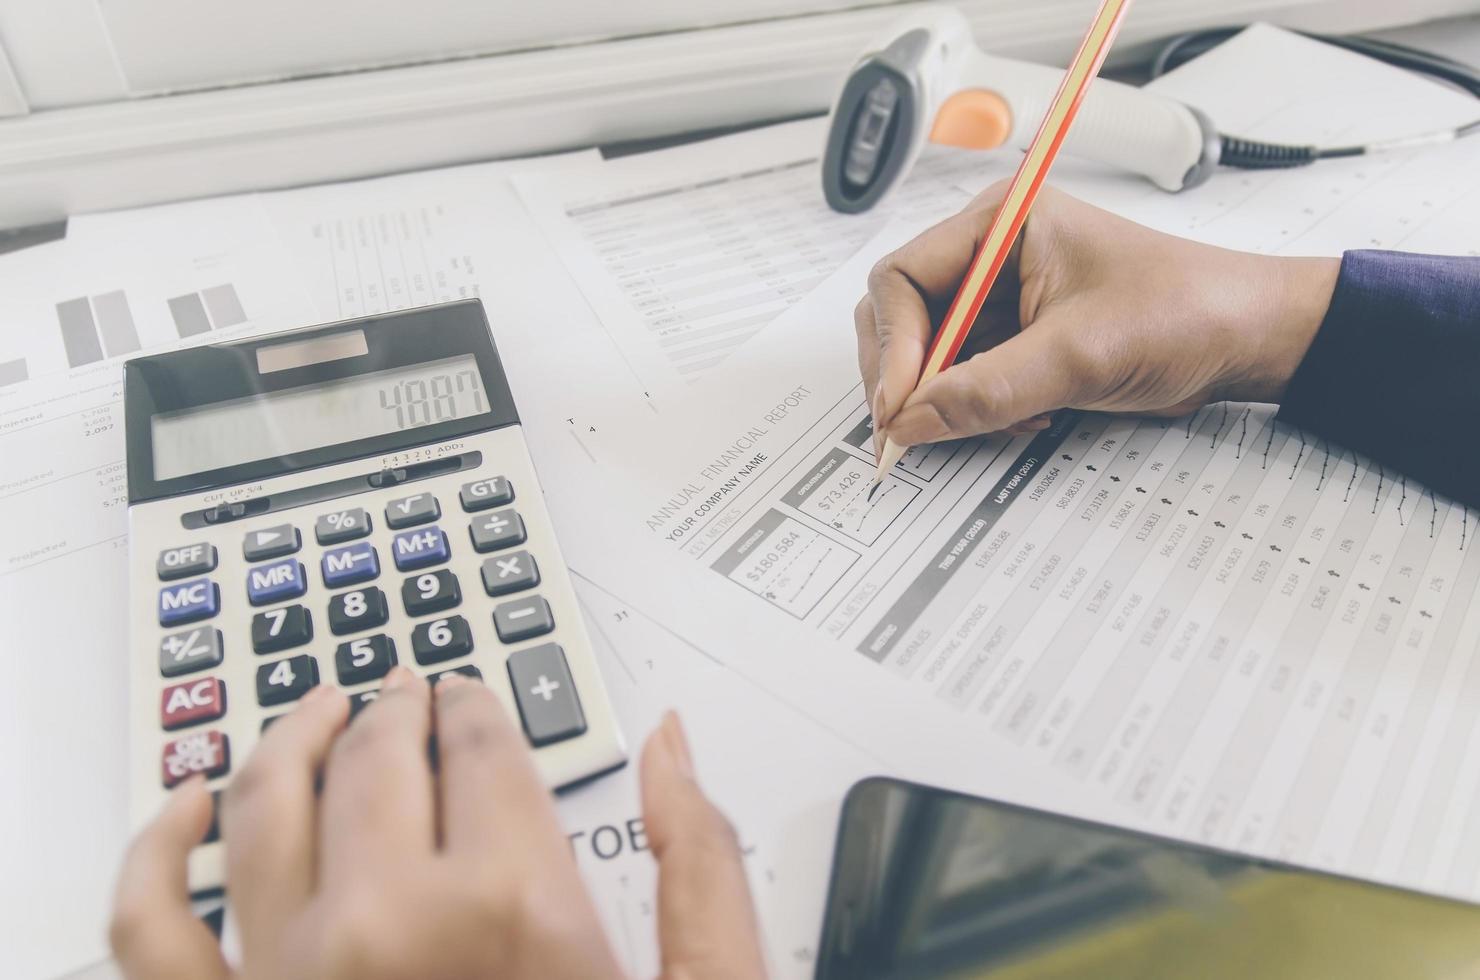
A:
[158,578,220,627]
[246,558,307,606]
[402,569,461,616]
[156,542,217,581]
[385,492,441,529]
[469,509,527,553]
[506,643,586,747]
[460,476,514,512]
[321,541,380,588]
[492,596,554,644]
[392,526,451,571]
[160,627,224,677]
[334,634,397,686]
[256,654,319,706]
[481,550,540,597]
[242,524,301,562]
[328,586,390,636]
[251,604,313,653]
[162,731,231,787]
[411,615,474,665]
[160,677,227,730]
[315,507,371,545]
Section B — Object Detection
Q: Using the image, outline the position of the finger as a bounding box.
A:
[866,185,1014,433]
[887,321,1077,444]
[642,713,767,980]
[111,777,231,980]
[433,673,564,862]
[854,297,881,423]
[319,666,435,884]
[224,682,347,949]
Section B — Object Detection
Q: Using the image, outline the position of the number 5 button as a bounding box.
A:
[256,654,319,706]
[334,634,397,685]
[411,615,473,665]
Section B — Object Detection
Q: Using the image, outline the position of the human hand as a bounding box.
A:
[857,182,1340,448]
[110,669,767,980]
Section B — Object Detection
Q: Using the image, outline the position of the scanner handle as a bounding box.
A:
[955,51,1215,191]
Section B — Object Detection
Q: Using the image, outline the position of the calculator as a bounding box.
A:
[124,299,626,893]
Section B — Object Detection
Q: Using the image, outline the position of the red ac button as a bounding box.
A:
[161,677,227,730]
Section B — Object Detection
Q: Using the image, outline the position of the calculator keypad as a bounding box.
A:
[460,477,513,511]
[469,509,526,553]
[159,627,224,677]
[411,615,474,665]
[157,543,217,580]
[242,524,301,562]
[507,644,585,747]
[385,492,441,529]
[315,508,371,545]
[481,550,540,596]
[251,605,313,653]
[402,569,461,616]
[158,578,220,627]
[328,587,390,635]
[161,677,227,730]
[493,596,555,644]
[162,731,230,787]
[256,654,319,706]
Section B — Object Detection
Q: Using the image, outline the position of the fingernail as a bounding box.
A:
[889,404,951,445]
[383,666,417,692]
[663,712,696,781]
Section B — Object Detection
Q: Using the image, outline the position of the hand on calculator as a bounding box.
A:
[110,676,767,979]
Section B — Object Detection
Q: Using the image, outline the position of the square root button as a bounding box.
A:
[507,643,586,747]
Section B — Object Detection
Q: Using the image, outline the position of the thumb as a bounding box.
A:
[110,776,232,980]
[640,712,767,980]
[884,318,1077,445]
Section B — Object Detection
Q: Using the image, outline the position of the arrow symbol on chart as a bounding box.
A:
[1328,569,1340,577]
[1388,596,1401,604]
[1061,454,1073,461]
[1110,475,1121,482]
[1161,498,1173,505]
[1135,486,1146,493]
[1214,521,1225,528]
[1420,610,1433,619]
[1298,557,1310,565]
[1358,583,1371,591]
[1269,544,1282,552]
[1187,509,1199,517]
[1242,533,1253,540]
[1087,465,1098,471]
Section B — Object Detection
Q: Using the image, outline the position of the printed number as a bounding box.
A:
[343,591,367,618]
[348,638,375,667]
[417,573,439,599]
[268,659,296,687]
[428,619,453,647]
[266,608,287,637]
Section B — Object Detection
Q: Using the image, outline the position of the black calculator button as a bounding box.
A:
[460,476,514,511]
[321,543,380,589]
[411,615,473,665]
[203,790,222,844]
[260,714,286,733]
[256,654,319,706]
[481,550,540,597]
[162,731,231,787]
[430,665,483,685]
[334,633,397,685]
[349,690,381,721]
[243,524,301,562]
[385,492,441,529]
[493,596,554,644]
[159,627,224,677]
[315,507,372,545]
[247,558,307,606]
[392,526,451,571]
[469,509,526,553]
[251,605,313,653]
[157,543,217,581]
[507,644,586,747]
[402,569,461,616]
[158,578,220,627]
[328,587,389,635]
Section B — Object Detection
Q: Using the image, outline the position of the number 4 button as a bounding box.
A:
[256,654,319,706]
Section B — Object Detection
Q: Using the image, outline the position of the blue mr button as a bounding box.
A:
[247,558,307,606]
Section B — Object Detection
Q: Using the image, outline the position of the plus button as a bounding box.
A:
[529,675,560,701]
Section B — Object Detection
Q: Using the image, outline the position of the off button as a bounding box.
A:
[157,542,217,581]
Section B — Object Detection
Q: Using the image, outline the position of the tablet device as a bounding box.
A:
[816,777,1480,979]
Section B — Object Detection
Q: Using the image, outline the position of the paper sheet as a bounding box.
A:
[552,25,1480,902]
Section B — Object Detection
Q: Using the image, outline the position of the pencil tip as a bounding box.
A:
[867,482,881,502]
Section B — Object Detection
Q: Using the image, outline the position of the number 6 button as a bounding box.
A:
[256,654,319,706]
[411,615,473,665]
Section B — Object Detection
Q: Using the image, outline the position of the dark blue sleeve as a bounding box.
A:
[1276,249,1480,509]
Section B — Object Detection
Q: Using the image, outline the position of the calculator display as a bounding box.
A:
[151,355,488,480]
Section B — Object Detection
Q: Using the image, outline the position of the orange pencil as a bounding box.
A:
[871,0,1135,496]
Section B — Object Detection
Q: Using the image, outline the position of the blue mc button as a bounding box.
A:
[158,577,219,627]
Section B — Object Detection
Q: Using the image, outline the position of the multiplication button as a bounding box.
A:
[481,551,539,596]
[493,596,554,643]
[469,509,526,553]
[460,476,513,512]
